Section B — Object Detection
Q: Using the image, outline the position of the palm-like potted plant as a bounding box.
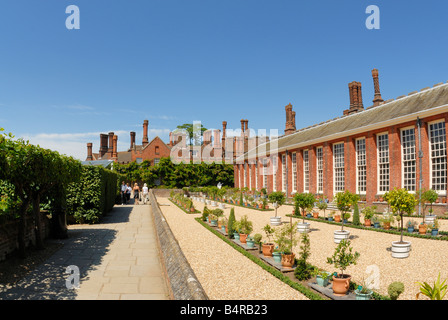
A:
[262,224,275,257]
[293,192,316,233]
[387,187,417,259]
[326,239,360,296]
[316,197,328,219]
[268,191,285,226]
[334,190,359,243]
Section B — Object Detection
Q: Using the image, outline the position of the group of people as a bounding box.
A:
[120,181,149,205]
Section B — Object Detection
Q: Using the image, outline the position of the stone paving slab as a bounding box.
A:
[0,203,171,300]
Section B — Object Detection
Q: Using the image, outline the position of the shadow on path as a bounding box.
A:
[0,205,133,300]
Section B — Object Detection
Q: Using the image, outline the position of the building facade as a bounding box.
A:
[235,69,448,214]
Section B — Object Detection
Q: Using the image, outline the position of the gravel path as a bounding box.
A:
[156,197,308,300]
[158,197,448,300]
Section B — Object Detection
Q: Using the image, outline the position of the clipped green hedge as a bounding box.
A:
[66,165,119,224]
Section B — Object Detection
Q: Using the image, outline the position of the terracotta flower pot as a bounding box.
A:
[383,222,391,230]
[281,253,295,268]
[334,215,341,222]
[239,233,248,244]
[364,219,371,227]
[419,224,427,234]
[262,243,274,257]
[313,212,319,219]
[332,275,351,296]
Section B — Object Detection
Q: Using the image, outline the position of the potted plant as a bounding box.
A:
[422,189,438,225]
[293,192,316,234]
[380,214,394,230]
[316,198,328,219]
[253,233,263,253]
[232,219,241,242]
[209,213,218,227]
[407,219,417,233]
[272,248,282,263]
[238,215,253,244]
[431,220,439,236]
[262,224,275,257]
[312,210,319,219]
[372,214,380,228]
[362,205,376,227]
[334,191,359,243]
[313,269,332,287]
[246,235,255,248]
[416,273,448,300]
[419,221,427,234]
[328,211,334,222]
[220,216,228,233]
[326,239,360,296]
[268,191,285,226]
[387,187,417,259]
[354,277,373,300]
[343,212,351,224]
[274,220,299,268]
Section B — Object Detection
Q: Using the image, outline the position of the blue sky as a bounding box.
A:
[0,0,447,160]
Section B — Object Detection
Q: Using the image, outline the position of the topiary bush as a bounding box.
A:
[227,207,236,238]
[388,281,405,300]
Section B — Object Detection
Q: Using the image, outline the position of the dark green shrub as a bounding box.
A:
[352,202,360,225]
[388,281,405,300]
[227,207,236,238]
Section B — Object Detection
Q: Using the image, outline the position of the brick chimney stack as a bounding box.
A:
[284,103,296,135]
[130,131,136,149]
[222,121,227,153]
[86,143,93,160]
[99,133,108,158]
[169,132,173,147]
[346,81,364,115]
[112,135,118,160]
[142,120,149,146]
[108,132,114,156]
[372,68,384,106]
[240,119,245,136]
[213,129,221,147]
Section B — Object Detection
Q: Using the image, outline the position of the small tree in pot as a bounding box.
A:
[238,215,253,244]
[261,224,276,256]
[387,187,417,258]
[268,191,285,225]
[333,190,359,243]
[274,220,299,268]
[293,192,315,233]
[326,239,360,296]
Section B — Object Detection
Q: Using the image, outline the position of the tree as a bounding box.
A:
[387,188,417,243]
[268,191,286,218]
[334,190,359,231]
[174,123,208,146]
[293,193,316,224]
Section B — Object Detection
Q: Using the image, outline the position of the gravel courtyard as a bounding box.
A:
[157,196,448,300]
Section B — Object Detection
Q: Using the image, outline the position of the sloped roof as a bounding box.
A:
[242,82,448,160]
[81,160,114,168]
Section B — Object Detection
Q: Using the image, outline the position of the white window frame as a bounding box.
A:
[356,138,367,194]
[281,154,287,192]
[316,147,323,194]
[255,160,258,191]
[249,163,252,190]
[292,152,297,193]
[263,158,268,189]
[272,155,277,192]
[377,132,390,194]
[303,149,309,193]
[401,126,416,192]
[428,120,447,195]
[243,163,247,188]
[333,142,345,194]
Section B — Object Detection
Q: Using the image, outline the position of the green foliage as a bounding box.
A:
[66,165,119,224]
[416,273,448,300]
[268,191,286,206]
[294,193,316,223]
[352,202,360,225]
[362,205,377,220]
[388,281,405,300]
[274,221,299,255]
[227,207,236,238]
[238,215,253,235]
[326,239,360,278]
[262,224,275,244]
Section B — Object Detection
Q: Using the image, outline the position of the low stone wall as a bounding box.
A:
[151,188,182,197]
[149,189,208,300]
[0,212,51,261]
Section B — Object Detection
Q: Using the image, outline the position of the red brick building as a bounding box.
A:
[86,120,172,165]
[235,69,448,214]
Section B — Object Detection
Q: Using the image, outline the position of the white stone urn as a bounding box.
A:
[391,241,411,259]
[297,222,310,233]
[270,216,282,226]
[211,201,217,207]
[334,230,350,244]
[425,214,437,225]
[219,202,226,209]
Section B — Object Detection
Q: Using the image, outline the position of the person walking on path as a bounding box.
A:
[126,183,131,203]
[133,183,141,205]
[142,183,149,204]
[120,181,127,205]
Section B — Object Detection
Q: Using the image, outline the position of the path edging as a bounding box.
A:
[149,189,208,300]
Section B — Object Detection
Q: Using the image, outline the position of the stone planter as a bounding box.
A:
[272,252,282,263]
[270,216,282,226]
[332,275,351,296]
[297,222,310,234]
[281,253,295,268]
[355,289,373,300]
[334,230,350,244]
[262,243,274,257]
[391,241,411,259]
[425,215,437,225]
[211,201,217,207]
[219,203,226,209]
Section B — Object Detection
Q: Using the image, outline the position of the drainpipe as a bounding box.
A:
[285,150,288,198]
[417,117,423,216]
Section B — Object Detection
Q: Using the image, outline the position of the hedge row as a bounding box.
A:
[66,165,120,224]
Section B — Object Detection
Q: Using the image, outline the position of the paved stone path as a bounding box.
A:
[0,203,171,300]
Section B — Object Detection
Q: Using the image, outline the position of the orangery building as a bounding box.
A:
[234,69,448,214]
